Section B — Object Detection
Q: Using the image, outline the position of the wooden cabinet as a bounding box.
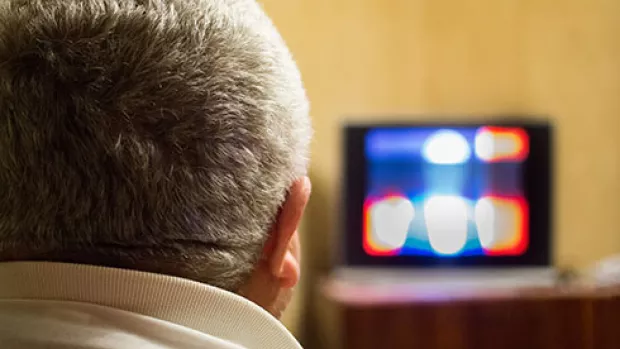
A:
[323,279,620,349]
[592,293,620,349]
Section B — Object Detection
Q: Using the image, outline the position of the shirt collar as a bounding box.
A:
[0,261,301,349]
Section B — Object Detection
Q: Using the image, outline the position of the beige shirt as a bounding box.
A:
[0,262,302,349]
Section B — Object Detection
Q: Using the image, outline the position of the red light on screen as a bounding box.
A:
[475,127,529,162]
[363,194,415,256]
[474,196,529,256]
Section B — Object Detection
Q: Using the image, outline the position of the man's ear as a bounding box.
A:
[264,177,311,289]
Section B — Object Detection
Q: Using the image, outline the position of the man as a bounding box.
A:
[0,0,311,348]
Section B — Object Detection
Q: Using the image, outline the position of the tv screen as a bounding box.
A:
[342,121,552,267]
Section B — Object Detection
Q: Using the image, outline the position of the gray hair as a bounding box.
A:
[0,0,310,291]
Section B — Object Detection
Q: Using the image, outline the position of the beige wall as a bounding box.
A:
[261,0,620,343]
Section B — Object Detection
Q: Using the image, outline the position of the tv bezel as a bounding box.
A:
[341,120,553,268]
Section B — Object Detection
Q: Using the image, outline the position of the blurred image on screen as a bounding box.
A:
[364,127,530,258]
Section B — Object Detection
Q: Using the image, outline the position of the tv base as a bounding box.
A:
[331,266,559,294]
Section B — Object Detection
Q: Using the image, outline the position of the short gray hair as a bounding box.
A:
[0,0,310,291]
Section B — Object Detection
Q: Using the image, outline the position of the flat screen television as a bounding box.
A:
[341,120,553,268]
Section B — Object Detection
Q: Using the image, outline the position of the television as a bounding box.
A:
[341,120,553,269]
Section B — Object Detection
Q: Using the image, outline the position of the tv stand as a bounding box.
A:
[319,272,620,349]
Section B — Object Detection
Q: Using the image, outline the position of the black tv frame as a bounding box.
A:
[341,119,553,268]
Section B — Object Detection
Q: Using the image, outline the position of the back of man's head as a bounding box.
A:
[0,0,310,292]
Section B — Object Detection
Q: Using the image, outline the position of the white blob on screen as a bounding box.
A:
[474,197,496,249]
[474,131,495,161]
[424,195,469,255]
[475,197,519,250]
[370,197,415,251]
[475,130,520,161]
[422,130,471,165]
